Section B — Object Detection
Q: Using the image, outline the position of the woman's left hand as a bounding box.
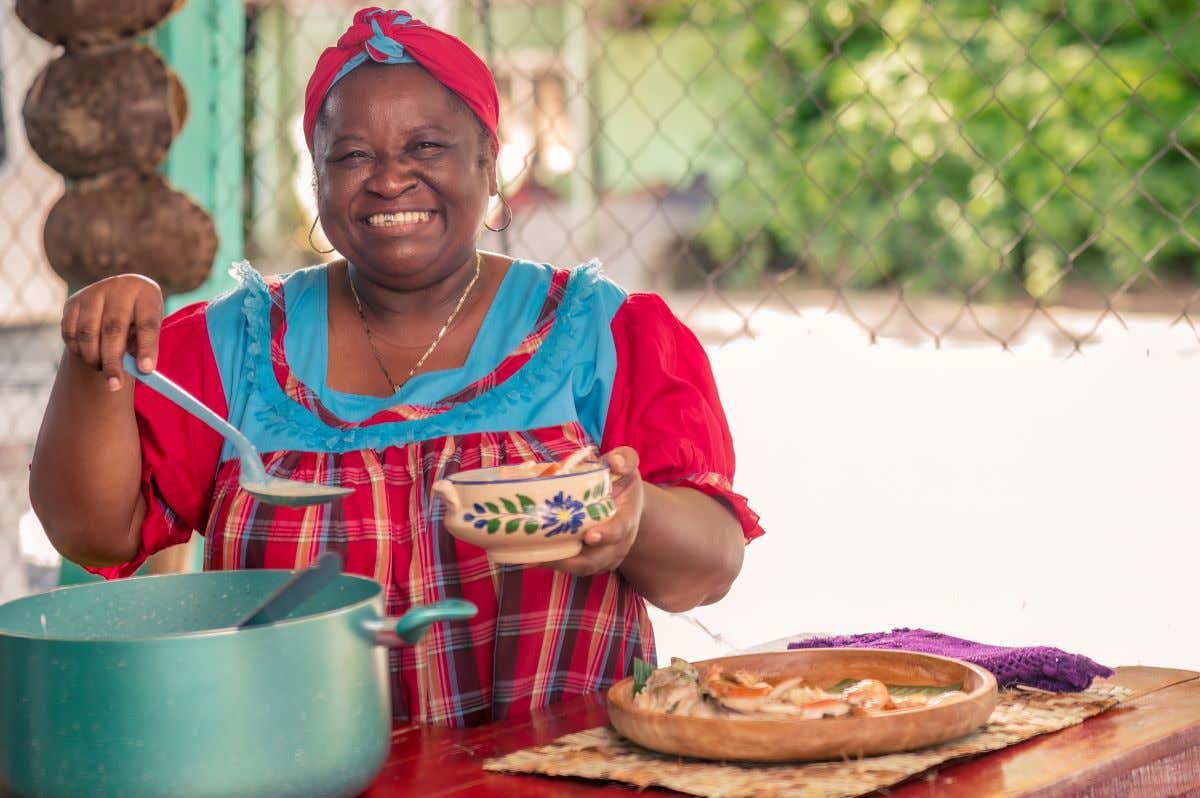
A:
[545,446,644,577]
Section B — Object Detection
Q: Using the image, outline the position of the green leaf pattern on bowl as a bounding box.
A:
[460,481,614,538]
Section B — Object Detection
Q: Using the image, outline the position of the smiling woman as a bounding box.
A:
[314,62,494,302]
[317,60,494,393]
[28,6,762,729]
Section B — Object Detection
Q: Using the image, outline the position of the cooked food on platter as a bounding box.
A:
[633,657,966,720]
[606,649,999,762]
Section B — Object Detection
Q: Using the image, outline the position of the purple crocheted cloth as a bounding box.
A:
[788,628,1113,692]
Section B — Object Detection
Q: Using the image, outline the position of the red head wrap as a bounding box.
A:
[303,8,499,152]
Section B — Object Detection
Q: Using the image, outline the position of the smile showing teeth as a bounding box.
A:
[365,211,434,227]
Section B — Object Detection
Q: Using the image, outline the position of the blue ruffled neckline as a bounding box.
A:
[230,259,604,451]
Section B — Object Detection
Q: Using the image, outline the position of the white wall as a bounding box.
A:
[651,305,1200,673]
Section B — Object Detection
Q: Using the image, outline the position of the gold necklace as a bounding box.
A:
[347,252,482,393]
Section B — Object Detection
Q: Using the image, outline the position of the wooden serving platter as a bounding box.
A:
[606,647,998,762]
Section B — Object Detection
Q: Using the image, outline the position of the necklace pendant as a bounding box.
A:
[349,251,482,395]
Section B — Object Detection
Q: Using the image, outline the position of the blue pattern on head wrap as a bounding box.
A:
[330,9,417,89]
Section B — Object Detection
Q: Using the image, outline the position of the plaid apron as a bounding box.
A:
[203,268,656,726]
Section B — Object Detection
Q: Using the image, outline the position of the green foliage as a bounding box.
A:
[652,0,1200,297]
[633,657,656,694]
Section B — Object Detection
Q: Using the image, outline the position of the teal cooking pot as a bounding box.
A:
[0,570,476,798]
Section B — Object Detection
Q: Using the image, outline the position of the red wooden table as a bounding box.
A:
[362,666,1200,797]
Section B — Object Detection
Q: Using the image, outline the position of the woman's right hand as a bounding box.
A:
[61,274,164,391]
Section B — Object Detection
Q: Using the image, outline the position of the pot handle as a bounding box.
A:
[363,599,478,646]
[431,479,461,513]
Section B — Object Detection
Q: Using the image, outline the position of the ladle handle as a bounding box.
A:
[236,552,344,628]
[122,353,268,483]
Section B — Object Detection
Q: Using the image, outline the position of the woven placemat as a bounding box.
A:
[485,684,1131,798]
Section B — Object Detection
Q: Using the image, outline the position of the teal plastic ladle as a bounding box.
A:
[122,353,352,507]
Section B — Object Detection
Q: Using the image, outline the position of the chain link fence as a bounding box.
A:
[1,0,1198,599]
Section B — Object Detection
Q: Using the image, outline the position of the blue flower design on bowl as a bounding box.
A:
[541,491,586,537]
[441,475,613,543]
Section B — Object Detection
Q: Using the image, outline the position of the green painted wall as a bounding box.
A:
[154,0,245,312]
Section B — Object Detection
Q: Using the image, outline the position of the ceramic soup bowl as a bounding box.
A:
[432,462,614,563]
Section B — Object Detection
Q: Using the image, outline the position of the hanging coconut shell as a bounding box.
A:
[44,170,217,295]
[23,44,187,179]
[15,0,186,49]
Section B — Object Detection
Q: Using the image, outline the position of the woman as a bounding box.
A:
[29,8,761,727]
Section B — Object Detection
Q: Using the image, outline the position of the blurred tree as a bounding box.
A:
[649,0,1200,299]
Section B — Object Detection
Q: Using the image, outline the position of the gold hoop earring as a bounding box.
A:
[308,216,336,254]
[485,192,512,233]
